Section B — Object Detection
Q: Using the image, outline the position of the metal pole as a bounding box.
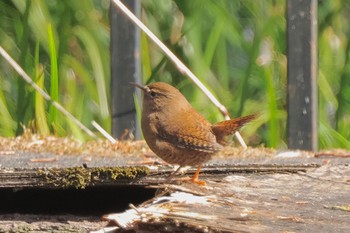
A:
[287,0,318,150]
[110,0,141,140]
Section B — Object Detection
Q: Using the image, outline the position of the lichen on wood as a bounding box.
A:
[37,166,149,189]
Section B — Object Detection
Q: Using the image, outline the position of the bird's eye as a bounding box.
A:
[150,91,156,97]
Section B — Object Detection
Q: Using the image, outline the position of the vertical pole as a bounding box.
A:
[287,0,318,151]
[110,0,141,140]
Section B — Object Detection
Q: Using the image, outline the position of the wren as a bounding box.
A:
[132,82,256,185]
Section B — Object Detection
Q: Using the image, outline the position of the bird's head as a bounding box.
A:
[131,82,189,113]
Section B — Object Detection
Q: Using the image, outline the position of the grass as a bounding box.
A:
[47,23,58,129]
[34,43,50,136]
[0,0,349,149]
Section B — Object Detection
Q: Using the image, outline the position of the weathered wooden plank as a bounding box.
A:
[0,164,317,189]
[0,151,348,232]
[286,0,318,150]
[102,164,350,233]
[0,215,104,232]
[2,147,350,189]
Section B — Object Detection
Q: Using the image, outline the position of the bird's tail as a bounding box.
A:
[211,114,257,145]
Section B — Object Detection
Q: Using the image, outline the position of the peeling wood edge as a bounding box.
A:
[145,164,320,178]
[0,164,319,189]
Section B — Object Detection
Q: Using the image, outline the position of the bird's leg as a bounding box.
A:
[166,164,206,186]
[166,165,183,181]
[190,164,206,186]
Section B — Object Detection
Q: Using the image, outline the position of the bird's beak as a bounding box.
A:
[130,82,150,93]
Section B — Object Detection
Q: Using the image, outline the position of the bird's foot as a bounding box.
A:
[190,177,206,186]
[174,176,206,186]
[190,164,206,185]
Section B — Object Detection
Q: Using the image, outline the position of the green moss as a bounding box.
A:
[38,166,149,189]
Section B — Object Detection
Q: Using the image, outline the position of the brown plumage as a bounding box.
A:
[132,82,256,185]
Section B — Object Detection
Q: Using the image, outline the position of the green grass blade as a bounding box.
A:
[0,85,16,137]
[141,32,152,82]
[35,64,50,135]
[15,0,32,135]
[133,93,142,139]
[47,23,59,129]
[33,41,50,135]
[264,66,279,147]
[319,120,350,149]
[204,19,224,66]
[74,26,109,119]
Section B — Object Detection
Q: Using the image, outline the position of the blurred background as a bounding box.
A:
[0,0,349,149]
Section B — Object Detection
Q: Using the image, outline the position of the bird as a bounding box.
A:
[132,82,256,185]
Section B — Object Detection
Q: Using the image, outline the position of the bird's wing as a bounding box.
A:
[157,112,222,153]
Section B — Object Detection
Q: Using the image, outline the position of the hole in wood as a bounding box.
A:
[0,186,156,216]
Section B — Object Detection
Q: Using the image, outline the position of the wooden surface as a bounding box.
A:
[0,215,105,233]
[0,148,349,232]
[0,164,316,189]
[103,163,350,233]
